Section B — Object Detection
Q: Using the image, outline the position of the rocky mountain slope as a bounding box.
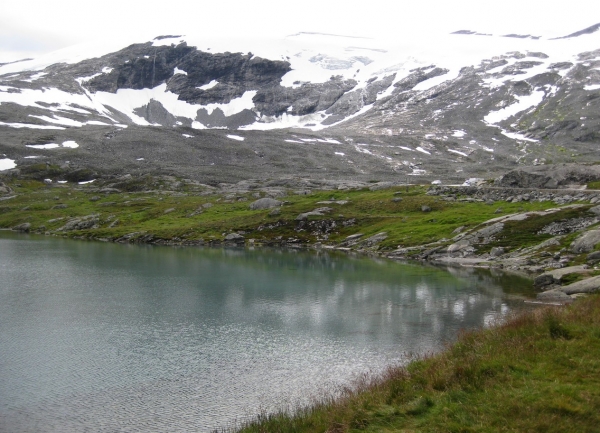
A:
[0,24,599,184]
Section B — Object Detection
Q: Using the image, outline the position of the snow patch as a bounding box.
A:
[355,145,373,155]
[182,134,193,138]
[317,138,341,144]
[26,143,60,149]
[484,90,545,124]
[174,67,188,75]
[462,178,484,186]
[416,147,431,155]
[335,152,345,156]
[22,72,47,82]
[29,115,85,127]
[226,134,245,141]
[448,149,468,157]
[0,158,16,171]
[499,129,539,142]
[452,130,466,138]
[26,140,79,149]
[78,179,95,185]
[198,80,218,90]
[584,84,600,91]
[285,139,304,143]
[0,122,65,130]
[413,69,460,91]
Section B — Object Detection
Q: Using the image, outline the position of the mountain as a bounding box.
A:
[0,26,599,185]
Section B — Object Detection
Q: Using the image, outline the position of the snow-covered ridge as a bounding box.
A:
[0,27,598,133]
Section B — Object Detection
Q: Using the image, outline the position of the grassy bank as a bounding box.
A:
[235,296,600,433]
[0,178,564,250]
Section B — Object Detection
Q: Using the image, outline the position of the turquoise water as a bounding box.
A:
[0,231,532,432]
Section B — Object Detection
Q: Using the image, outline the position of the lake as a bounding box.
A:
[0,231,534,432]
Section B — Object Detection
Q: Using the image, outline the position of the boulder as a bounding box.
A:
[224,233,245,243]
[249,197,282,210]
[296,207,332,221]
[588,205,600,216]
[58,215,99,231]
[536,289,572,302]
[490,247,505,257]
[535,265,589,287]
[561,275,600,295]
[360,232,388,247]
[534,273,556,288]
[495,164,600,189]
[447,239,471,253]
[587,251,600,262]
[570,230,600,253]
[12,222,31,232]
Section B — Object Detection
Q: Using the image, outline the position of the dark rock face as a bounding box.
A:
[72,41,361,124]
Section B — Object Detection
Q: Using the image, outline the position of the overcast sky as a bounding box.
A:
[1,0,598,62]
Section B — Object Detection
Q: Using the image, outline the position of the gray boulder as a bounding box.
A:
[536,289,572,302]
[12,222,31,232]
[490,247,506,257]
[570,230,600,253]
[587,251,600,262]
[249,198,282,210]
[589,205,600,216]
[447,239,471,254]
[58,215,99,231]
[296,207,332,221]
[360,232,388,248]
[534,273,555,288]
[562,275,600,295]
[224,233,245,243]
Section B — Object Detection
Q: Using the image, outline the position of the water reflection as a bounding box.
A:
[0,232,533,432]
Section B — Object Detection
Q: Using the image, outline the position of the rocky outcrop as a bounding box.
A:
[11,222,31,232]
[536,275,600,302]
[533,265,590,288]
[570,230,600,253]
[57,215,100,231]
[494,164,600,189]
[224,233,245,244]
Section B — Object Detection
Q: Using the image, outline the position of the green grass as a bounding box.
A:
[587,180,600,190]
[233,296,600,433]
[0,180,581,251]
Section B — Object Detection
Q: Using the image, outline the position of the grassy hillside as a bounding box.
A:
[0,177,562,250]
